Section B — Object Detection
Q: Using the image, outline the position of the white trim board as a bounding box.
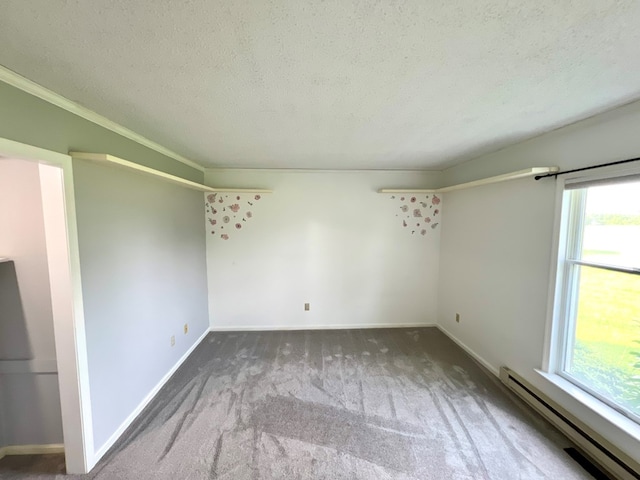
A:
[209,322,437,332]
[70,152,214,192]
[0,444,64,460]
[39,161,94,474]
[379,167,560,194]
[0,65,204,173]
[70,152,272,193]
[0,137,70,166]
[205,188,273,193]
[436,325,500,376]
[89,327,210,468]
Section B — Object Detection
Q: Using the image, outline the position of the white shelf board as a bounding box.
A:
[378,167,559,194]
[69,152,272,193]
[378,189,438,194]
[207,188,272,193]
[436,167,559,192]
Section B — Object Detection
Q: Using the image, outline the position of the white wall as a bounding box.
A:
[0,382,5,447]
[0,158,63,446]
[72,160,209,452]
[0,159,57,361]
[205,170,442,329]
[438,98,640,463]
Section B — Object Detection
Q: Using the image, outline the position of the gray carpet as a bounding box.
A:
[2,328,594,479]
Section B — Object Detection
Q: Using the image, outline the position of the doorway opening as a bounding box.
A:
[0,138,92,474]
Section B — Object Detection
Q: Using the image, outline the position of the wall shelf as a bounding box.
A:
[379,167,559,194]
[378,188,437,194]
[69,152,272,193]
[206,188,272,193]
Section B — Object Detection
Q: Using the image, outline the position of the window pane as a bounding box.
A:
[565,265,640,418]
[581,180,640,268]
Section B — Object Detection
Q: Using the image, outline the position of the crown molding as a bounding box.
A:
[205,167,443,174]
[0,65,205,173]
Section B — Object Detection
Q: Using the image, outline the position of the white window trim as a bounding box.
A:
[541,161,640,443]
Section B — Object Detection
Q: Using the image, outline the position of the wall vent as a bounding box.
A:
[499,367,639,480]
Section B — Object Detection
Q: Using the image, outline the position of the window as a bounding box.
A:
[553,172,640,423]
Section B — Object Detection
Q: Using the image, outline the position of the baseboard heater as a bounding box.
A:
[499,367,640,480]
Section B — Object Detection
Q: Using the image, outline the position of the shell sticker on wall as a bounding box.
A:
[205,193,263,241]
[389,194,441,235]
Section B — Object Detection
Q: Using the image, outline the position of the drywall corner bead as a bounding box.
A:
[387,193,441,236]
[205,192,265,241]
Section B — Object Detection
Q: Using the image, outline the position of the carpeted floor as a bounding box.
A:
[1,328,595,479]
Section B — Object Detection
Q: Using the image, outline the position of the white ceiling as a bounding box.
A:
[1,1,640,170]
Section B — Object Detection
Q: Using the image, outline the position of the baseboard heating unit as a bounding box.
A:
[500,367,640,480]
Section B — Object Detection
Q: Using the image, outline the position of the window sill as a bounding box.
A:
[535,369,640,444]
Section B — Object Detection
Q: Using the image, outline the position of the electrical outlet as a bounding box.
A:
[455,313,460,323]
[304,303,310,311]
[170,335,175,347]
[184,323,188,334]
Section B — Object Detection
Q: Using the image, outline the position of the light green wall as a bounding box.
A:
[441,98,640,185]
[437,98,640,463]
[0,81,203,183]
[73,159,208,451]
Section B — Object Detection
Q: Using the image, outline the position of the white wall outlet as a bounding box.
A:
[170,335,175,346]
[183,323,188,334]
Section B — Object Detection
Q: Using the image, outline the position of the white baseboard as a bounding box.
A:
[90,327,210,467]
[0,443,64,460]
[209,322,437,332]
[436,324,500,376]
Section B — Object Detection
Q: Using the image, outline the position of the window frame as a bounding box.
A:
[544,162,640,425]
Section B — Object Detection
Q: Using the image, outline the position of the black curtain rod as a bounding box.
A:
[534,156,640,180]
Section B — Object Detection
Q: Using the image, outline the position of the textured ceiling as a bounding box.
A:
[1,1,640,170]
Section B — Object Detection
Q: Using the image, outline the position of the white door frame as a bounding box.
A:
[0,137,94,473]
